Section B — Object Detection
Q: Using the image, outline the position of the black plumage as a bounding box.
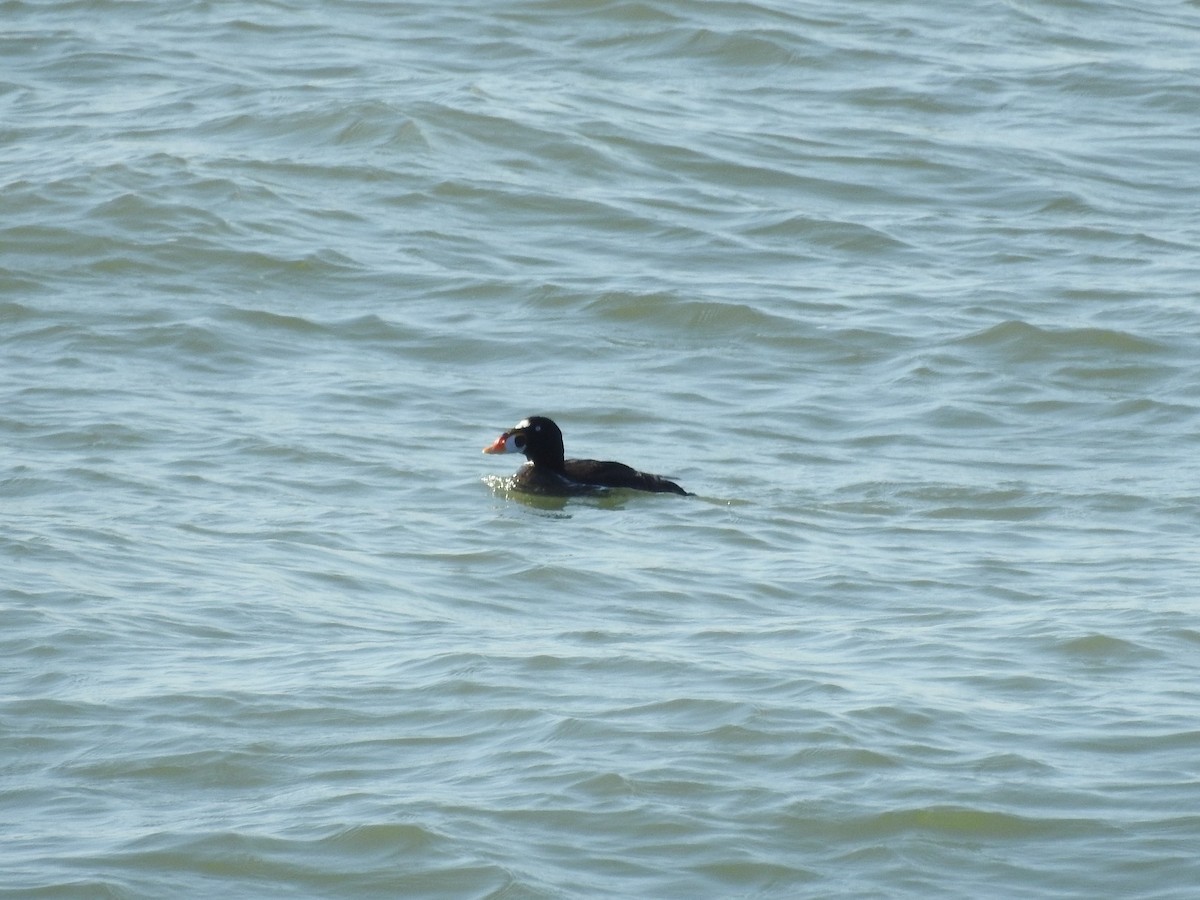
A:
[483,416,689,496]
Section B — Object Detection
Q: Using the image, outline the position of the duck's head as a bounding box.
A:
[482,416,565,467]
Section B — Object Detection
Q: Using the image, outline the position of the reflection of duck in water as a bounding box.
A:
[483,416,689,496]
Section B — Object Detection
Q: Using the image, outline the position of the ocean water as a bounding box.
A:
[3,0,1200,896]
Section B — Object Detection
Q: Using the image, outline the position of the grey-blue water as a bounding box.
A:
[4,1,1199,896]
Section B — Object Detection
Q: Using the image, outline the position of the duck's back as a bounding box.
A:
[564,458,689,495]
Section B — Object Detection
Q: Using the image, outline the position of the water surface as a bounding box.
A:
[4,0,1200,897]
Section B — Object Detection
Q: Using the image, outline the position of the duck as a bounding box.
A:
[483,416,689,496]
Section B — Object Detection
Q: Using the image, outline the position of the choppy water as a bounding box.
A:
[4,0,1200,897]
